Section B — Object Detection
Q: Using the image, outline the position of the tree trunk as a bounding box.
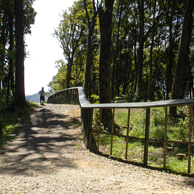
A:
[99,0,114,104]
[7,13,14,104]
[66,59,71,89]
[138,0,144,95]
[165,0,175,100]
[170,0,194,116]
[99,0,114,132]
[0,14,7,92]
[148,0,156,101]
[112,0,124,99]
[166,26,174,100]
[14,0,26,107]
[84,0,97,99]
[0,118,2,137]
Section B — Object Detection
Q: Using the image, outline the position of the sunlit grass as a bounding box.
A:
[166,157,189,174]
[94,106,194,174]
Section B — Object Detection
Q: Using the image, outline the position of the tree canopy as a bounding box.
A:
[0,0,36,108]
[49,0,194,107]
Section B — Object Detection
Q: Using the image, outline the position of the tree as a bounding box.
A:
[48,60,67,93]
[99,0,115,104]
[54,1,86,88]
[0,0,35,107]
[0,118,2,137]
[84,0,98,99]
[170,0,194,116]
[51,0,193,105]
[137,0,144,94]
[111,0,124,98]
[14,0,26,107]
[147,0,156,100]
[98,0,115,131]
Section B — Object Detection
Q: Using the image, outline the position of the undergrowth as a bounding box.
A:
[93,106,194,174]
[0,102,38,148]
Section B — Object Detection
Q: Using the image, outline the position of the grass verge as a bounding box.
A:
[93,106,194,174]
[0,102,39,149]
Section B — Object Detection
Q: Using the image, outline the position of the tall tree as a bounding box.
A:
[170,0,194,116]
[14,0,26,107]
[147,0,156,100]
[99,0,115,104]
[7,9,14,104]
[51,0,193,104]
[0,117,2,137]
[54,1,86,88]
[137,0,144,94]
[84,0,98,99]
[112,0,124,98]
[98,0,115,131]
[163,0,176,99]
[0,0,36,106]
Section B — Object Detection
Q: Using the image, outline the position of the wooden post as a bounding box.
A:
[0,118,2,137]
[163,106,167,169]
[144,108,150,166]
[61,93,63,104]
[88,109,93,150]
[97,109,102,152]
[110,108,115,156]
[81,108,93,150]
[125,108,130,159]
[188,105,192,173]
[68,90,70,104]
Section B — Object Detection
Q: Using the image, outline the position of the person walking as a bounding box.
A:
[38,87,45,105]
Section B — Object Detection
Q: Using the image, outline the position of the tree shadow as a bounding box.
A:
[0,105,82,176]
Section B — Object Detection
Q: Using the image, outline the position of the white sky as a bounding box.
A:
[24,0,75,95]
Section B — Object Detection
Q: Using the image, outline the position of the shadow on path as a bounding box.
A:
[0,104,82,176]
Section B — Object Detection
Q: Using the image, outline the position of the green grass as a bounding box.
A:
[0,102,38,148]
[111,136,126,159]
[166,157,189,174]
[93,106,194,174]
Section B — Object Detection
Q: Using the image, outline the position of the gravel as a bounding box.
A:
[0,104,194,194]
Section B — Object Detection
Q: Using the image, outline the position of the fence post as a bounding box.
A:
[98,108,102,152]
[144,108,150,166]
[163,106,167,169]
[81,108,94,150]
[110,108,115,156]
[188,105,192,173]
[125,108,130,159]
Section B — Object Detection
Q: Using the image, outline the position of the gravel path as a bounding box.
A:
[0,104,194,194]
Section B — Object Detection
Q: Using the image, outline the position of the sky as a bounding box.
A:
[24,0,75,95]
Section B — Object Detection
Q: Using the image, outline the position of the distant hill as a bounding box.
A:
[26,93,48,103]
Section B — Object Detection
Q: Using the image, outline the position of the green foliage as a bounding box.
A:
[111,136,126,159]
[52,0,88,89]
[92,109,100,131]
[0,94,15,111]
[0,0,36,106]
[129,109,146,138]
[90,94,99,104]
[167,117,189,142]
[166,157,189,174]
[47,0,193,103]
[92,108,121,134]
[94,106,193,173]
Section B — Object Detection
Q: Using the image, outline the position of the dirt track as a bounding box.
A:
[0,104,194,193]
